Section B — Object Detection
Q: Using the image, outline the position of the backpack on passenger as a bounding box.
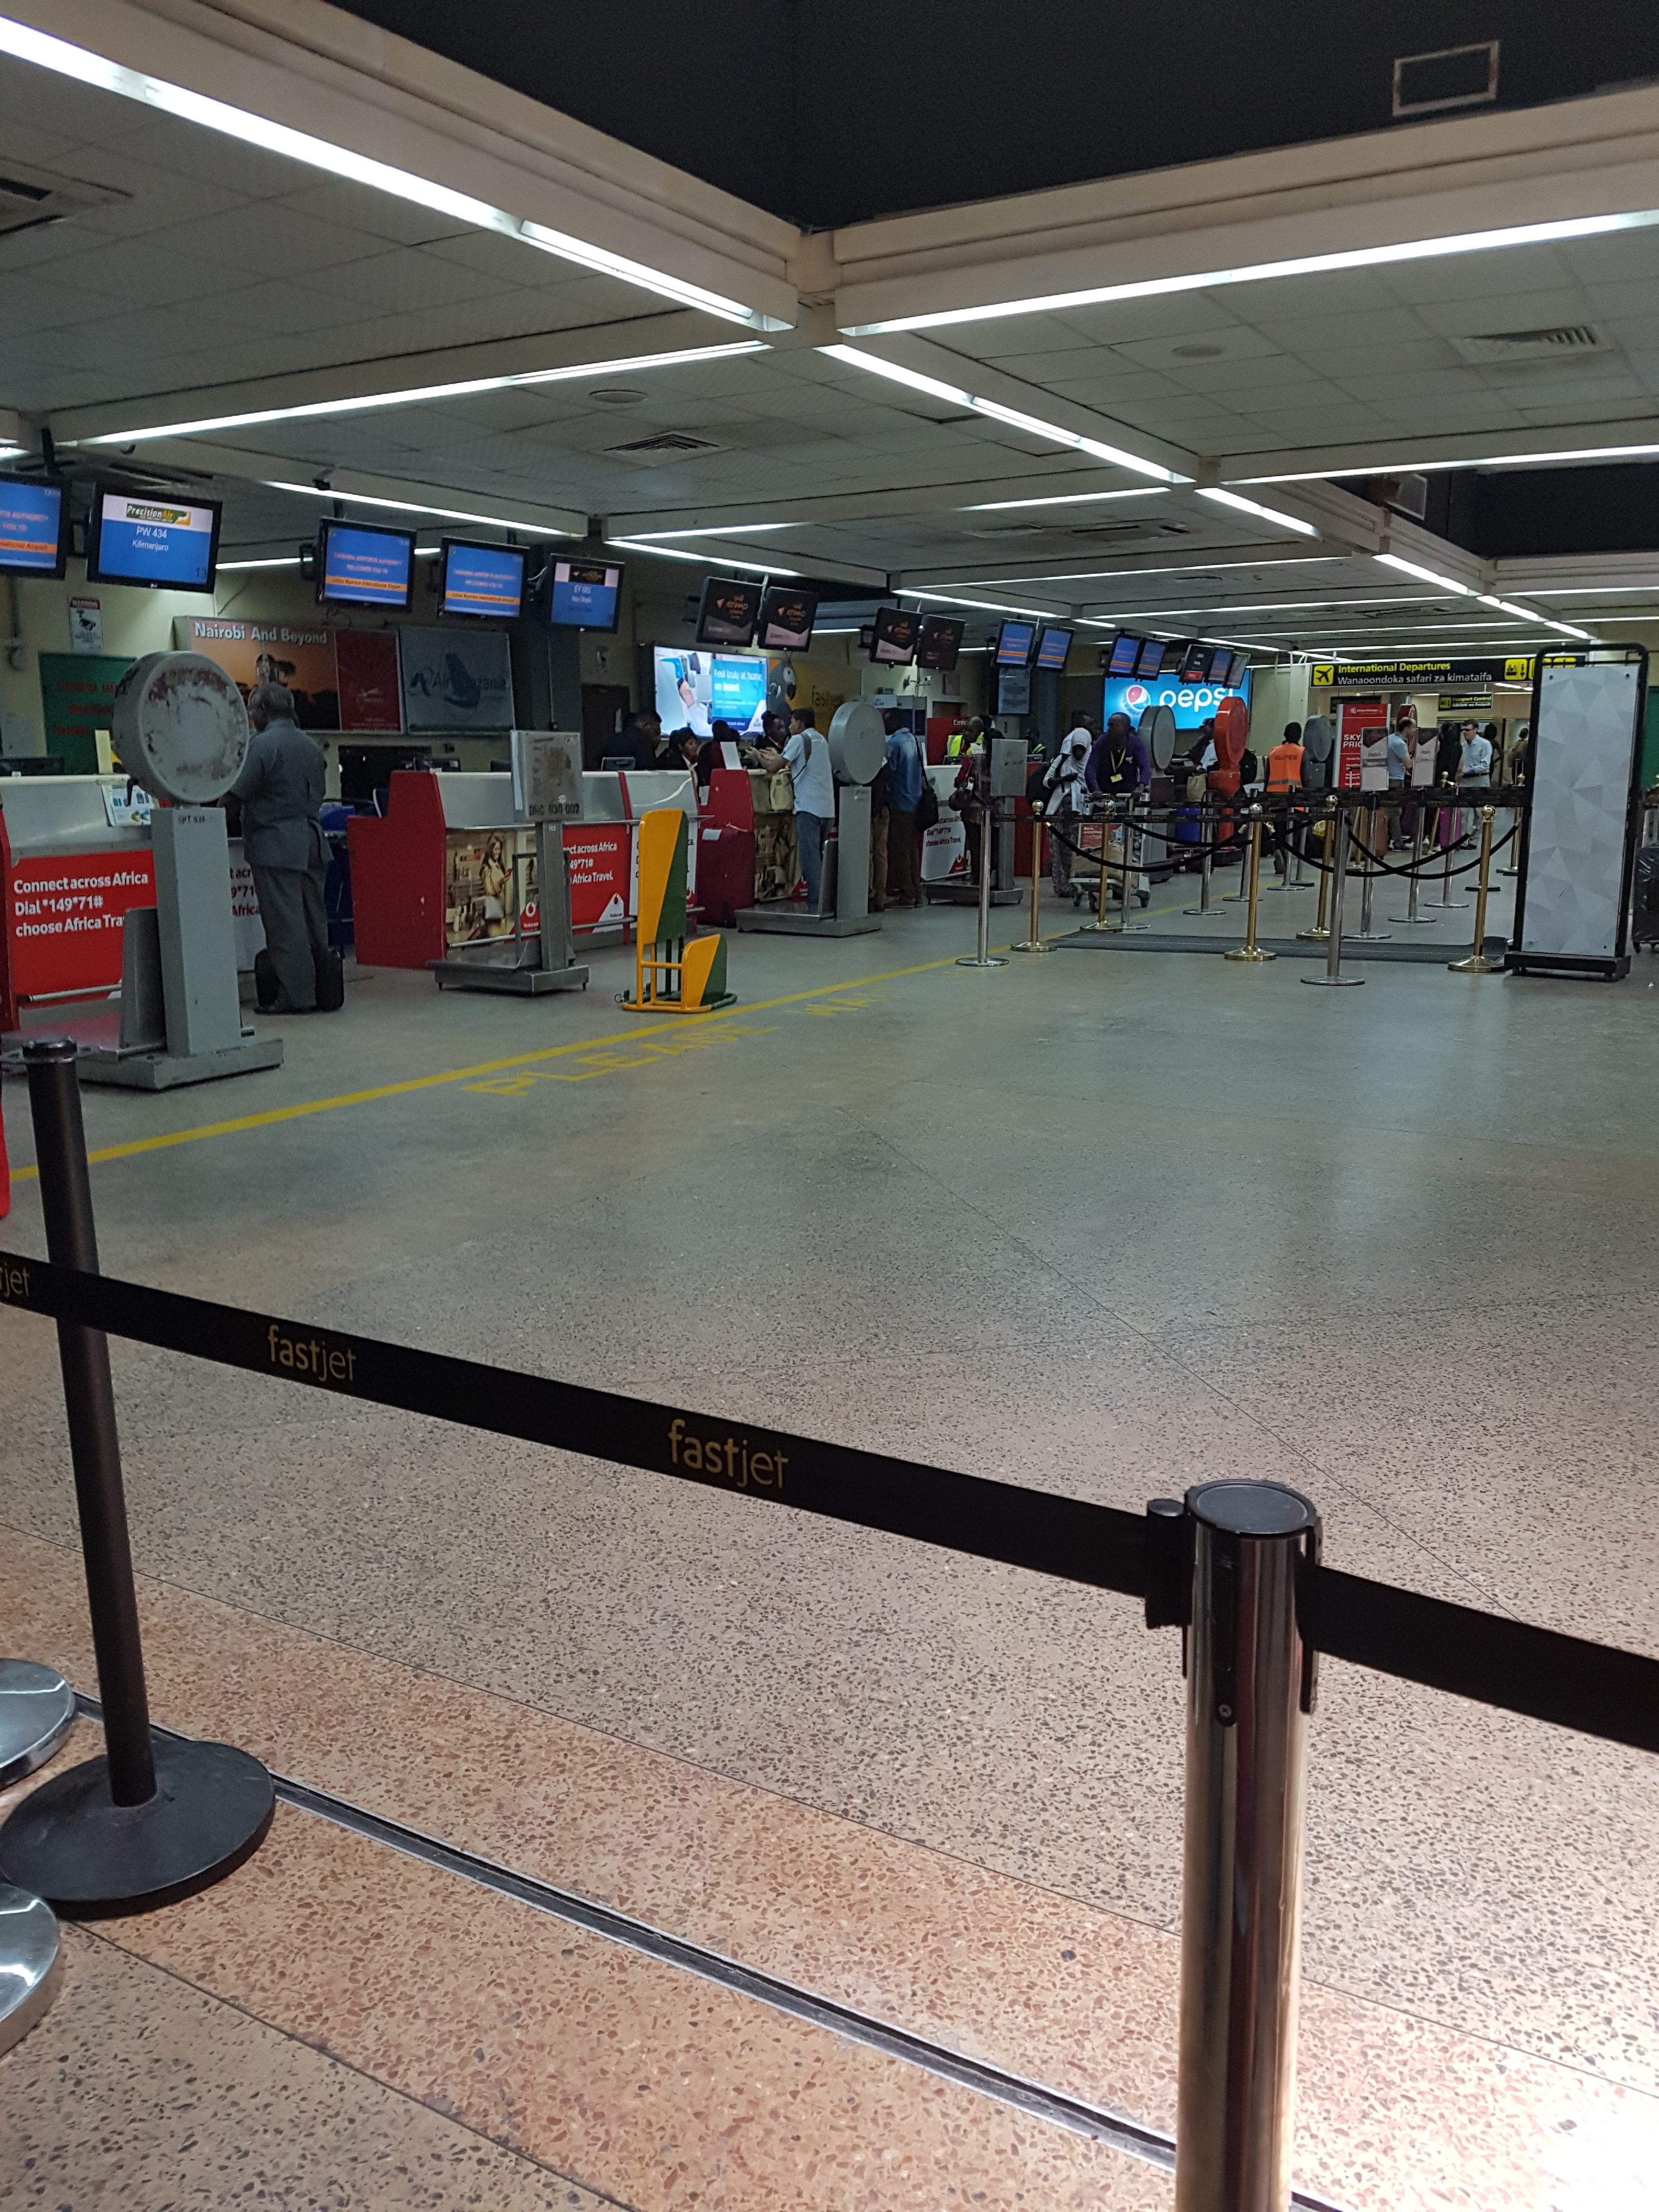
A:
[313,944,346,1012]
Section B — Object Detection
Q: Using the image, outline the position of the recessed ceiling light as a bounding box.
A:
[1197,487,1318,537]
[1375,552,1472,593]
[1236,439,1659,483]
[588,388,648,407]
[964,488,1170,512]
[1173,344,1225,360]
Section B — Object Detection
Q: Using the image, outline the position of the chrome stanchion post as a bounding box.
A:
[1426,793,1469,910]
[1289,800,1310,888]
[1172,1480,1320,2212]
[1012,812,1049,954]
[1114,795,1149,934]
[1390,801,1431,924]
[0,1039,275,1915]
[1352,800,1390,941]
[1183,798,1214,916]
[957,792,1008,969]
[1224,806,1274,963]
[1302,804,1363,985]
[1448,805,1500,974]
[1295,799,1333,943]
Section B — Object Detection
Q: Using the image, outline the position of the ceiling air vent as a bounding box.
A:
[0,159,126,240]
[1451,325,1606,364]
[1393,40,1499,118]
[605,431,723,458]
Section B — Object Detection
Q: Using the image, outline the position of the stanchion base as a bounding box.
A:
[1349,930,1393,942]
[0,1736,275,1916]
[1223,946,1276,962]
[0,1884,60,2056]
[1180,905,1213,916]
[0,1660,76,1788]
[956,955,1010,968]
[1422,899,1470,911]
[1448,955,1500,974]
[1008,940,1051,954]
[1387,914,1438,925]
[1293,927,1329,943]
[1301,973,1364,986]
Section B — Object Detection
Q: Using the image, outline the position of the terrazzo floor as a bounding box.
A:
[2,882,1656,2207]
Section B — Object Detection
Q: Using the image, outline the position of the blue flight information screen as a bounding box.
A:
[0,479,64,573]
[442,541,524,619]
[550,558,620,629]
[1036,626,1072,670]
[996,620,1035,665]
[321,522,413,606]
[91,492,217,589]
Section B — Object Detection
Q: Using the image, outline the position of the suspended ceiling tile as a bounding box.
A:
[1411,290,1598,338]
[272,177,476,249]
[1250,306,1433,351]
[302,245,524,314]
[1292,338,1459,378]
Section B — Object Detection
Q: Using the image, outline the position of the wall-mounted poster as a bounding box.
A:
[400,627,515,731]
[175,618,339,729]
[38,652,133,772]
[335,629,402,731]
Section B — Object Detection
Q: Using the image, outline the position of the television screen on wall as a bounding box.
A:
[0,478,69,578]
[87,487,222,592]
[1106,631,1141,677]
[1135,636,1166,679]
[995,619,1036,666]
[1035,625,1073,671]
[550,556,623,631]
[439,539,527,620]
[318,520,416,610]
[757,585,817,651]
[916,615,964,670]
[871,606,920,665]
[696,576,763,646]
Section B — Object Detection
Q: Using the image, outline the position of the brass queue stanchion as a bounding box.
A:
[1183,796,1214,916]
[1295,799,1334,943]
[1448,806,1500,975]
[1301,804,1363,986]
[1224,805,1274,963]
[1081,803,1116,934]
[1011,812,1049,954]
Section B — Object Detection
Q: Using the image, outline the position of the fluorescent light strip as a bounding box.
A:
[216,555,301,570]
[916,557,1339,591]
[818,345,1182,484]
[1238,441,1659,484]
[844,212,1659,335]
[0,15,770,327]
[264,479,572,535]
[1375,552,1473,594]
[1197,486,1317,538]
[620,522,794,540]
[76,345,769,446]
[905,589,1060,617]
[963,487,1169,512]
[1525,584,1659,595]
[606,538,797,575]
[1099,596,1438,619]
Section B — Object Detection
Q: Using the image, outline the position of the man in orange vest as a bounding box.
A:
[1265,722,1306,878]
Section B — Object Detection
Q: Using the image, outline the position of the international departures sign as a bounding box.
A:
[1311,657,1537,689]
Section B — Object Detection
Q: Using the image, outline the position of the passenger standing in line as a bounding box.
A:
[766,707,834,910]
[868,739,891,911]
[1386,709,1414,847]
[884,711,926,908]
[234,682,331,1014]
[1459,718,1493,788]
[1084,711,1148,797]
[1265,721,1305,877]
[1042,725,1092,895]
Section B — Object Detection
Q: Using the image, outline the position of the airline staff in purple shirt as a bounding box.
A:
[1085,712,1151,796]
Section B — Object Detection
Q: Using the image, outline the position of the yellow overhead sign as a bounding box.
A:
[1311,665,1335,688]
[1503,657,1536,683]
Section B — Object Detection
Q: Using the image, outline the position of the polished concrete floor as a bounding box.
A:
[2,868,1657,2208]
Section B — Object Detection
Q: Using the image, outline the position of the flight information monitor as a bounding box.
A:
[995,619,1035,665]
[0,478,69,577]
[1106,631,1141,677]
[916,615,964,670]
[318,520,416,609]
[1036,625,1073,670]
[757,585,818,651]
[871,606,920,665]
[550,556,622,630]
[440,539,527,620]
[87,488,221,592]
[696,575,763,646]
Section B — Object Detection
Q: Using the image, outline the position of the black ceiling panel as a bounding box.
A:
[331,2,1659,229]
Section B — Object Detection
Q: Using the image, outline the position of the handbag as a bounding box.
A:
[768,766,794,811]
[915,777,939,832]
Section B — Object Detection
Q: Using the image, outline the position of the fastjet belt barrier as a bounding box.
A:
[2,1031,1654,2212]
[3,1247,1654,1759]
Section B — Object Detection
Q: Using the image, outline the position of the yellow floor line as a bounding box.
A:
[3,950,970,1184]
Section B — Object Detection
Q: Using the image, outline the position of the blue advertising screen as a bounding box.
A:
[550,558,621,630]
[88,490,218,590]
[996,620,1035,665]
[442,540,525,619]
[0,479,65,575]
[709,655,766,730]
[1036,625,1073,670]
[320,522,414,607]
[1103,667,1251,731]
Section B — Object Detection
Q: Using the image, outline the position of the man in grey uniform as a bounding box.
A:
[233,682,331,1013]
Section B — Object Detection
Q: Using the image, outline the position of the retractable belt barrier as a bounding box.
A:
[4,1030,1652,2212]
[3,1250,1654,1757]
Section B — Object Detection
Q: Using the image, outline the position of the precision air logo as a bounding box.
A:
[127,504,189,526]
[668,1418,786,1490]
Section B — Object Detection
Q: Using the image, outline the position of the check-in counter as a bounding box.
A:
[0,776,154,1031]
[347,766,701,970]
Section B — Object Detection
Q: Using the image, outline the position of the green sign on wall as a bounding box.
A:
[38,651,134,774]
